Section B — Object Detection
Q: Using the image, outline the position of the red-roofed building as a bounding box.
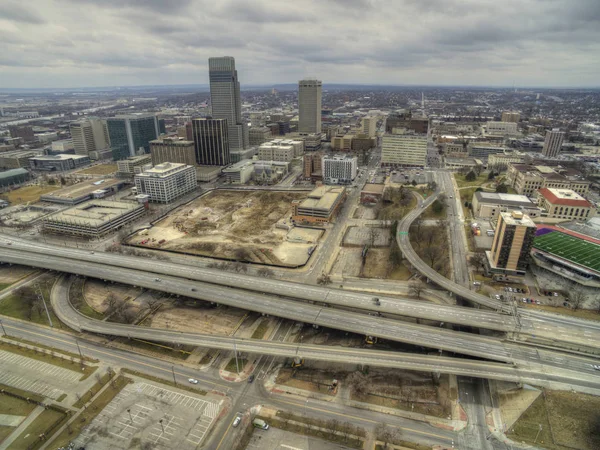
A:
[537,188,596,222]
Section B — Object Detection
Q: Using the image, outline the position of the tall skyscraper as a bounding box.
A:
[107,114,160,160]
[208,56,248,152]
[70,118,109,156]
[192,118,230,166]
[298,79,322,133]
[489,211,536,274]
[542,128,565,158]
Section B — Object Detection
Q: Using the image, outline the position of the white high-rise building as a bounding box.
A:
[322,154,357,185]
[208,57,248,152]
[134,163,197,203]
[70,118,109,156]
[298,79,322,133]
[361,116,377,138]
[542,128,565,158]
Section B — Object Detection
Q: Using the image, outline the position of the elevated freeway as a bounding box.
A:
[48,274,600,392]
[2,247,600,389]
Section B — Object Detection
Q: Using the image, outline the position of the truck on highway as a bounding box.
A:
[252,419,269,430]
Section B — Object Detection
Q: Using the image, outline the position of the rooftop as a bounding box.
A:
[361,183,385,195]
[41,178,124,200]
[45,200,142,227]
[136,162,190,177]
[0,168,29,179]
[474,191,534,206]
[30,154,89,161]
[298,186,345,211]
[538,188,592,207]
[500,211,536,227]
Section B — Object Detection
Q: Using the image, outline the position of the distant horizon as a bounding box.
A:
[1,82,599,94]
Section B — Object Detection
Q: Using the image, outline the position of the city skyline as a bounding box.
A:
[1,0,599,89]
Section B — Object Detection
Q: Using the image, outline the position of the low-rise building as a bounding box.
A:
[303,151,323,181]
[485,121,518,136]
[29,154,91,172]
[149,137,196,166]
[222,159,290,184]
[196,166,222,182]
[322,154,357,185]
[134,163,197,203]
[501,112,520,123]
[507,164,591,197]
[42,199,145,238]
[351,134,376,152]
[51,139,75,153]
[222,160,254,184]
[472,192,541,220]
[360,183,385,204]
[467,143,506,159]
[444,157,484,171]
[258,141,295,162]
[0,149,44,169]
[40,178,126,205]
[537,188,596,222]
[0,168,30,187]
[488,153,525,171]
[116,155,152,177]
[292,185,346,224]
[249,127,273,146]
[36,132,59,143]
[331,134,353,151]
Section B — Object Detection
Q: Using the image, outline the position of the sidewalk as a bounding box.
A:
[0,405,45,450]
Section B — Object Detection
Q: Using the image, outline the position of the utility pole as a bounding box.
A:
[171,365,177,386]
[0,318,7,336]
[36,284,53,328]
[75,338,84,361]
[233,340,240,374]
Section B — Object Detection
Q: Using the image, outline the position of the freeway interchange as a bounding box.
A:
[1,237,600,393]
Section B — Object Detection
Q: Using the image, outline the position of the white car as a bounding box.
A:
[592,365,600,371]
[188,378,199,384]
[233,416,242,427]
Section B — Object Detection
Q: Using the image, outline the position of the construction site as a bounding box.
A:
[127,189,323,267]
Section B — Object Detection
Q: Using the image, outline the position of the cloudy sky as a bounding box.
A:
[1,0,599,89]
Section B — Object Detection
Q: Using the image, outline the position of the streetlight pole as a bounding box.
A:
[127,408,133,423]
[0,319,7,337]
[75,338,84,362]
[171,365,177,386]
[36,284,53,328]
[233,340,240,374]
[159,419,164,434]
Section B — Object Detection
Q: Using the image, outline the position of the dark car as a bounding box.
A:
[248,375,255,383]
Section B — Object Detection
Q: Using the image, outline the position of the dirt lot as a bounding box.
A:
[74,164,118,175]
[83,279,143,313]
[127,190,316,267]
[508,390,600,450]
[148,303,249,335]
[353,205,378,220]
[343,226,390,247]
[0,184,61,205]
[331,247,412,280]
[0,265,35,285]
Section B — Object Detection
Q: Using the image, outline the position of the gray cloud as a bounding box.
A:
[1,0,599,88]
[0,2,45,24]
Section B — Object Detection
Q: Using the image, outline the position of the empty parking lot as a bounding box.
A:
[72,381,223,450]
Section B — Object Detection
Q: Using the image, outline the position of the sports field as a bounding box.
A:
[533,231,600,272]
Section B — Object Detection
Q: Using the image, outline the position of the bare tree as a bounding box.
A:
[409,281,424,299]
[346,371,369,399]
[257,267,274,278]
[374,423,402,449]
[423,245,443,268]
[469,252,487,274]
[570,289,587,311]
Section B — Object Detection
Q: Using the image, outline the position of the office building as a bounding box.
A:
[486,121,518,136]
[257,141,295,162]
[488,153,525,171]
[292,185,346,224]
[542,129,565,158]
[196,166,222,182]
[322,154,357,185]
[208,56,248,151]
[116,155,152,177]
[107,114,160,160]
[222,159,289,184]
[42,200,145,238]
[261,139,304,157]
[467,144,506,159]
[0,168,29,188]
[298,79,322,133]
[134,163,197,203]
[222,160,254,184]
[70,118,110,156]
[381,131,428,167]
[150,138,196,167]
[501,112,520,123]
[8,126,35,142]
[29,154,91,172]
[332,135,354,151]
[537,188,596,222]
[301,133,322,151]
[487,211,537,275]
[177,121,193,141]
[303,151,323,180]
[249,127,272,146]
[361,116,377,138]
[36,132,59,143]
[471,192,541,220]
[507,164,591,197]
[352,135,376,153]
[192,118,230,166]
